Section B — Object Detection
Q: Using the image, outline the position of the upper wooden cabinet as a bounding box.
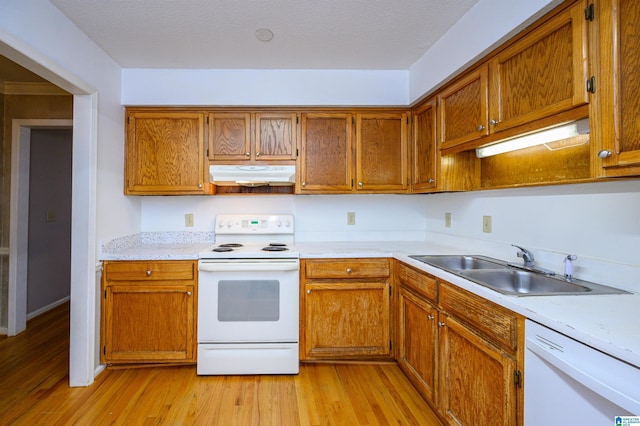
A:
[356,112,409,192]
[592,0,640,176]
[488,0,589,133]
[208,112,298,163]
[439,0,590,154]
[412,97,438,192]
[298,110,409,194]
[125,110,208,195]
[438,65,489,151]
[299,112,353,193]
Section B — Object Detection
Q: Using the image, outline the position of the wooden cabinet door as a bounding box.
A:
[255,112,298,161]
[303,281,391,359]
[594,0,640,175]
[208,112,252,161]
[488,0,589,133]
[356,112,409,192]
[439,314,517,426]
[398,288,438,404]
[438,65,489,152]
[125,111,207,195]
[299,112,353,193]
[411,98,438,192]
[102,284,196,363]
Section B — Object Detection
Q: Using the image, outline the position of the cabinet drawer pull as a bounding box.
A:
[346,268,352,274]
[146,270,152,277]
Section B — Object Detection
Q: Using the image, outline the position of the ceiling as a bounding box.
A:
[48,0,480,70]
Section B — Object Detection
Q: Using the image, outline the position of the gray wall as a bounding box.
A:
[27,128,72,315]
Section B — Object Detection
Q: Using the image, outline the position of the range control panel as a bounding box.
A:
[215,214,294,234]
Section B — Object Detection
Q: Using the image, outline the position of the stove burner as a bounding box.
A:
[219,243,243,248]
[262,246,289,252]
[212,247,234,252]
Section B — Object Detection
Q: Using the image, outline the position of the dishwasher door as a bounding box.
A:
[525,320,639,425]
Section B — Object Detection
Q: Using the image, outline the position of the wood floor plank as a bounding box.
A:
[0,303,442,425]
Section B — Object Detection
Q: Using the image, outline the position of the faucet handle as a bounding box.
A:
[511,244,535,265]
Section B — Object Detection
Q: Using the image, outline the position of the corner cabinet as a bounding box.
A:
[125,110,208,195]
[101,260,197,365]
[396,261,524,426]
[592,0,640,176]
[300,258,393,360]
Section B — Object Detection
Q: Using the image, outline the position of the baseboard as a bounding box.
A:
[27,296,71,320]
[0,326,7,335]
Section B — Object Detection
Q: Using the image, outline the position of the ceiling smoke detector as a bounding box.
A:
[255,28,274,42]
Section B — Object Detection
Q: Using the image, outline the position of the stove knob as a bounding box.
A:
[285,220,291,227]
[277,220,282,227]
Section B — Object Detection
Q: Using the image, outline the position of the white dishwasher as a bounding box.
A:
[525,320,640,425]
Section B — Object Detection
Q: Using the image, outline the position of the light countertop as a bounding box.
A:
[100,236,640,369]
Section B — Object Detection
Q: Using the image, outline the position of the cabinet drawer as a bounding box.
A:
[397,262,437,302]
[104,261,195,282]
[305,259,390,279]
[438,282,518,352]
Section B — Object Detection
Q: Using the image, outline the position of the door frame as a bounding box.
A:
[8,119,73,336]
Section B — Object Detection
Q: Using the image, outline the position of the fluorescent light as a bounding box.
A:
[476,118,590,158]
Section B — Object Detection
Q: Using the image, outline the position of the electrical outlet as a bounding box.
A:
[347,212,356,225]
[483,215,492,233]
[185,213,194,227]
[445,212,452,228]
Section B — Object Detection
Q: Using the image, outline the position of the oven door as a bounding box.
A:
[197,259,299,343]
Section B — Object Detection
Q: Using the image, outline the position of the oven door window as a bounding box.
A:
[218,280,280,321]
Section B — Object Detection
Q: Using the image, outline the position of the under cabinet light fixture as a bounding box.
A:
[475,118,590,158]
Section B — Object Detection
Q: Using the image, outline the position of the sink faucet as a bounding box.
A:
[509,244,556,275]
[512,244,535,267]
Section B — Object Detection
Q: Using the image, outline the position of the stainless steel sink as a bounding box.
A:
[409,255,508,271]
[409,254,629,296]
[458,269,628,296]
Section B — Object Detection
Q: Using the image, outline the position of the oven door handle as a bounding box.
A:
[199,261,299,272]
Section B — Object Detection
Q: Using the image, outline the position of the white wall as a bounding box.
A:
[409,0,562,102]
[140,194,428,242]
[122,69,409,106]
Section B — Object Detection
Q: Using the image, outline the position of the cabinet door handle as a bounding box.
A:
[186,291,192,296]
[427,314,434,320]
[307,289,311,294]
[301,182,306,187]
[428,179,435,183]
[256,152,260,157]
[477,124,485,131]
[245,152,250,156]
[358,182,363,187]
[490,119,499,126]
[146,270,152,277]
[598,150,612,159]
[438,321,445,327]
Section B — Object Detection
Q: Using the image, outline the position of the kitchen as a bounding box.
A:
[1,0,639,424]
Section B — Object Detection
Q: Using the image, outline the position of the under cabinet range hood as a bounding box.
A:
[209,165,296,187]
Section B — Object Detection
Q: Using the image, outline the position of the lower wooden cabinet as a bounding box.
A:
[101,260,197,364]
[396,261,523,426]
[300,258,393,360]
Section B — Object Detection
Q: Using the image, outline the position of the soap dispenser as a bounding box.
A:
[564,255,577,280]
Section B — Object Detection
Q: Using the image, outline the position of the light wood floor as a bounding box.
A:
[0,303,442,425]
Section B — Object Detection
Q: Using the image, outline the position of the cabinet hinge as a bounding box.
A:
[586,76,596,93]
[206,116,209,125]
[585,3,594,21]
[406,116,409,125]
[514,370,522,388]
[351,179,354,187]
[127,116,130,125]
[296,148,299,157]
[296,116,299,124]
[389,340,392,351]
[103,346,106,355]
[389,286,392,296]
[104,290,106,299]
